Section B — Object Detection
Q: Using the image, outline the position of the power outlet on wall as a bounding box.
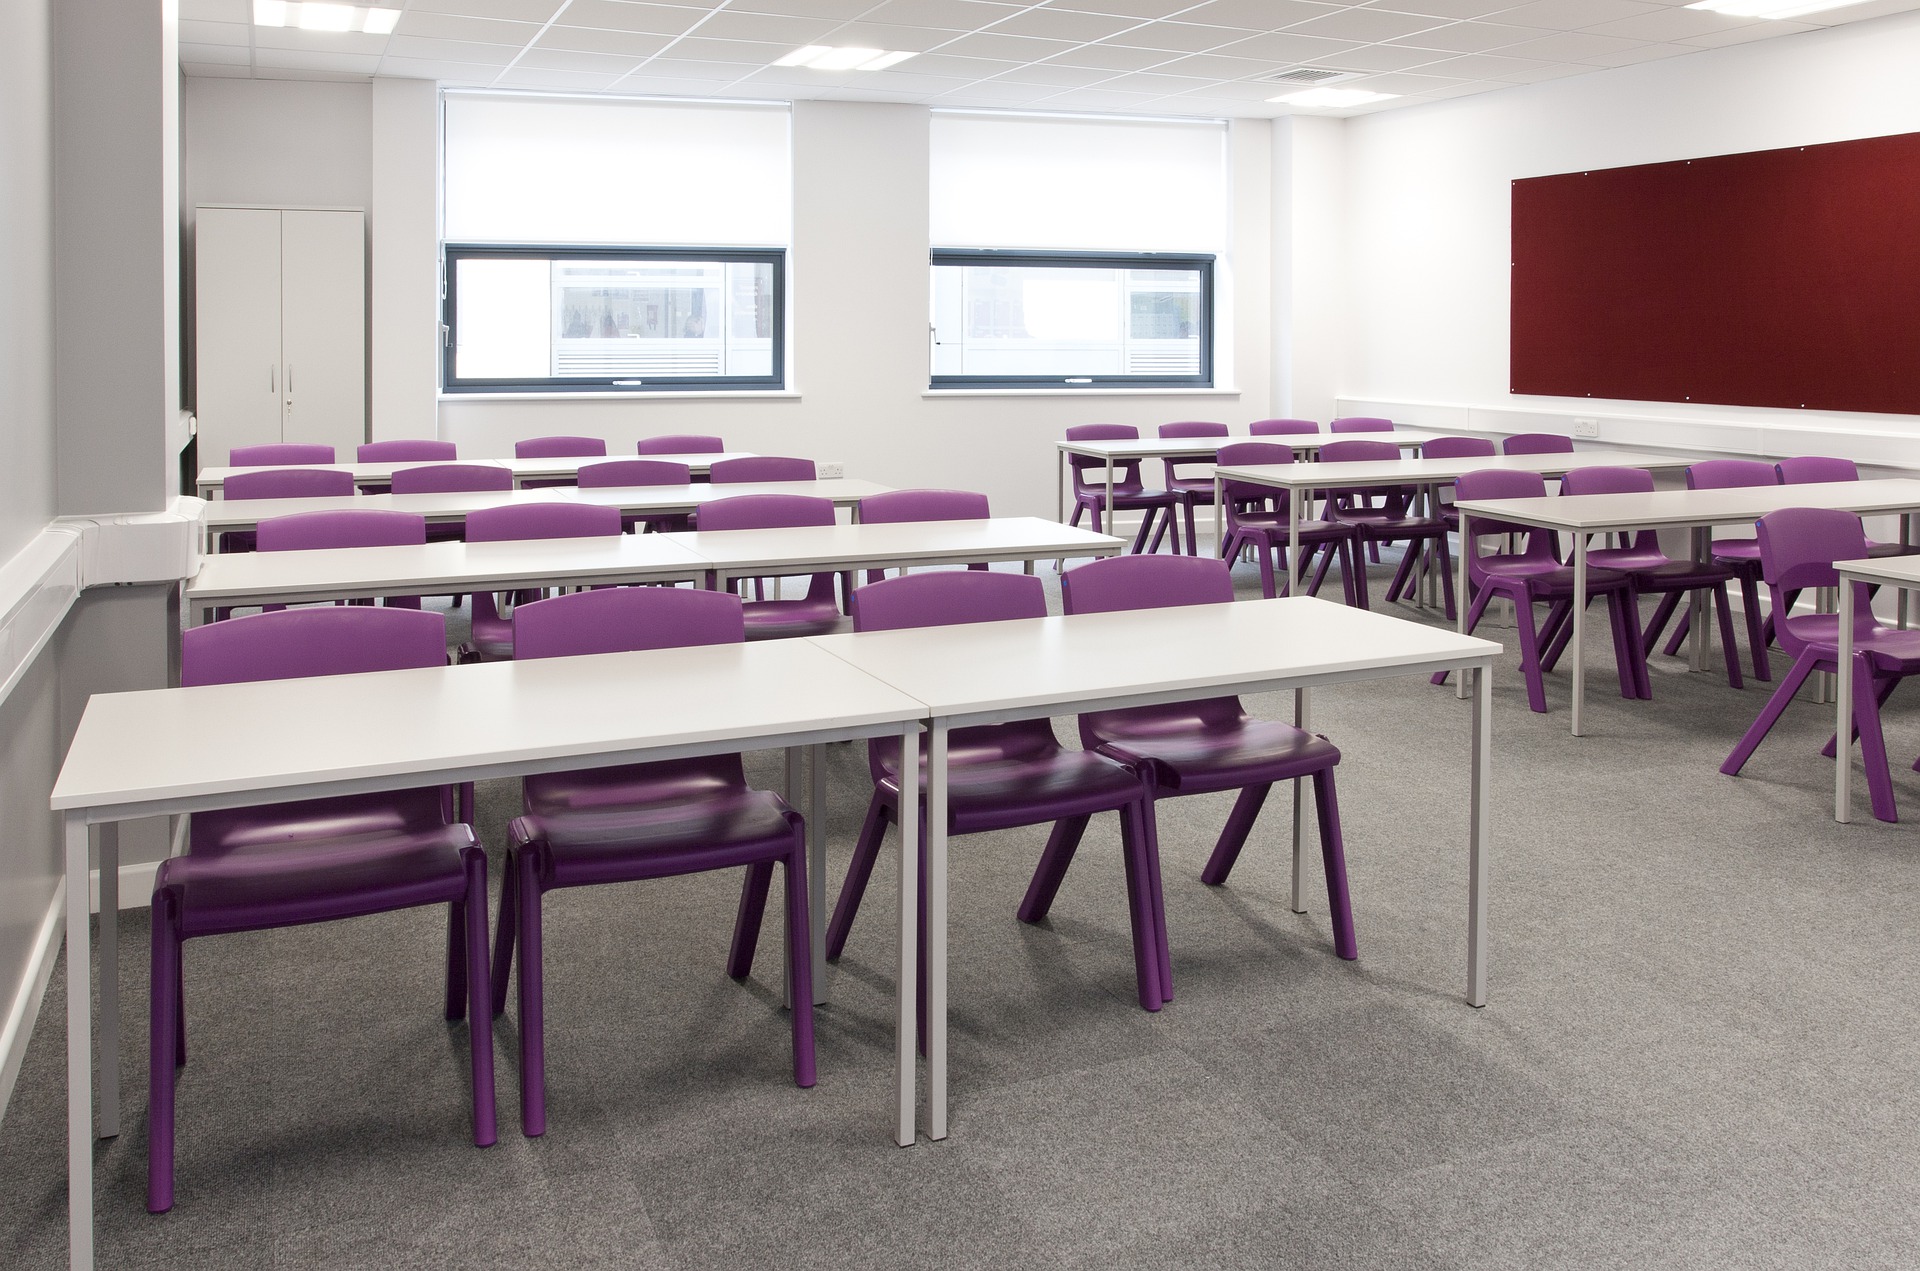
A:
[1572,417,1601,439]
[817,460,845,479]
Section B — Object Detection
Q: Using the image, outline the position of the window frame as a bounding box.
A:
[928,248,1215,391]
[441,244,788,395]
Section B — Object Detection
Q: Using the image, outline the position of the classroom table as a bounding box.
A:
[1834,553,1920,822]
[182,534,713,624]
[666,517,1124,591]
[810,595,1500,1144]
[49,640,930,1271]
[194,452,760,498]
[1057,430,1442,530]
[197,478,896,552]
[1453,478,1920,736]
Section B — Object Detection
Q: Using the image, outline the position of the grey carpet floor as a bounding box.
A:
[6,558,1920,1269]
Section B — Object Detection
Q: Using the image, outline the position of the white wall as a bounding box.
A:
[1337,10,1920,462]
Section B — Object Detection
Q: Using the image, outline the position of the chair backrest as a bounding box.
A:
[1063,424,1147,490]
[1755,507,1876,655]
[695,493,836,531]
[389,463,514,495]
[857,489,990,524]
[1420,436,1497,460]
[1061,554,1233,613]
[464,502,622,542]
[851,570,1046,632]
[709,456,817,483]
[229,443,336,466]
[256,509,427,551]
[637,434,725,454]
[181,606,447,686]
[1248,419,1318,436]
[514,587,745,660]
[1454,468,1553,552]
[1502,433,1574,455]
[1065,424,1138,442]
[1776,455,1859,485]
[1329,417,1393,433]
[1559,466,1653,497]
[357,440,456,463]
[1216,441,1294,515]
[514,435,606,459]
[1686,459,1779,491]
[577,458,692,488]
[1317,439,1400,464]
[1158,421,1228,438]
[224,468,355,499]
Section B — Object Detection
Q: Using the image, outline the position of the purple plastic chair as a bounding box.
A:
[695,494,848,639]
[1435,468,1649,713]
[710,455,817,483]
[1215,442,1364,606]
[1047,555,1354,977]
[1319,438,1455,618]
[1557,467,1744,691]
[390,463,514,496]
[229,443,336,466]
[1249,419,1319,436]
[257,508,429,612]
[219,468,356,554]
[1420,436,1499,534]
[1065,424,1183,555]
[151,607,493,1212]
[1779,457,1916,561]
[515,436,606,489]
[637,434,724,454]
[825,571,1166,1025]
[1722,508,1920,822]
[1329,417,1393,433]
[1673,459,1782,681]
[1502,433,1575,455]
[1159,422,1230,556]
[358,440,456,462]
[579,458,694,532]
[494,586,812,1136]
[856,488,991,583]
[460,503,624,660]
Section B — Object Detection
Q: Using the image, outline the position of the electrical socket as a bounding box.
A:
[816,460,845,479]
[1572,417,1600,439]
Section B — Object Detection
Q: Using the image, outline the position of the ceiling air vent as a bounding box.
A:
[1262,67,1359,85]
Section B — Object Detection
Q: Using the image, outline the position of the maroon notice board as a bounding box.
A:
[1510,132,1920,415]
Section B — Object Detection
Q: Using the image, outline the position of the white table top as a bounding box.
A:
[1214,448,1693,492]
[184,534,711,609]
[195,451,759,495]
[52,639,925,820]
[1059,431,1440,461]
[809,595,1500,721]
[1836,554,1920,587]
[201,479,895,533]
[665,517,1122,577]
[1455,478,1920,532]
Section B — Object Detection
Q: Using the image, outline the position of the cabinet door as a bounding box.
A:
[280,209,366,455]
[194,208,284,468]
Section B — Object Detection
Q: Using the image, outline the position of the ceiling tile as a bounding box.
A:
[641,56,769,76]
[1092,70,1223,93]
[253,28,390,54]
[381,35,524,63]
[1581,39,1695,64]
[1491,60,1594,81]
[393,13,542,43]
[689,10,845,41]
[810,21,978,51]
[1328,43,1453,69]
[984,8,1152,41]
[537,26,674,55]
[1108,20,1260,52]
[1148,51,1288,78]
[379,56,513,81]
[1042,42,1183,69]
[1581,8,1757,39]
[180,0,250,21]
[1208,30,1364,62]
[1176,0,1346,31]
[990,61,1127,86]
[1410,50,1559,77]
[726,0,880,18]
[182,62,255,77]
[1678,19,1817,46]
[1486,0,1665,30]
[898,52,1026,76]
[664,36,795,62]
[842,70,976,91]
[255,65,378,82]
[562,1,712,35]
[616,72,758,92]
[179,19,251,46]
[861,0,1022,27]
[928,81,1063,103]
[1039,0,1219,17]
[1365,0,1522,16]
[514,47,652,72]
[409,0,568,21]
[1390,20,1550,52]
[253,49,383,72]
[1342,68,1482,91]
[1283,8,1448,41]
[1498,30,1642,59]
[935,31,1081,59]
[179,41,251,64]
[494,66,628,89]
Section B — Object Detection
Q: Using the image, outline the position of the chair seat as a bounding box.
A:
[873,743,1141,834]
[1780,615,1920,674]
[1230,513,1353,541]
[1589,552,1736,590]
[742,597,847,639]
[1711,540,1762,563]
[1090,715,1341,793]
[1345,514,1444,539]
[1866,540,1919,559]
[1169,478,1217,499]
[517,781,800,888]
[1477,557,1631,596]
[159,826,475,938]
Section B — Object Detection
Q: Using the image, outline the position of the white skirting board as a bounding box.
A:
[0,883,65,1133]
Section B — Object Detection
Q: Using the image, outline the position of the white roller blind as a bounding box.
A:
[929,112,1227,254]
[443,94,791,246]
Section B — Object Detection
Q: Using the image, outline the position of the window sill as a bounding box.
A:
[923,386,1241,399]
[440,390,802,403]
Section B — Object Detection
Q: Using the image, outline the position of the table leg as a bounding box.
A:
[1290,687,1310,915]
[1287,490,1302,597]
[1468,663,1491,1008]
[1212,473,1225,560]
[97,822,119,1138]
[1455,513,1471,701]
[927,721,950,1143]
[1688,527,1709,673]
[1903,515,1914,630]
[1570,536,1587,737]
[807,745,828,1006]
[894,724,919,1147]
[1105,460,1117,549]
[65,815,95,1271]
[1055,451,1065,525]
[1836,583,1855,823]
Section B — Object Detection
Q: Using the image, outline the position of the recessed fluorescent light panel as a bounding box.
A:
[1686,0,1869,15]
[1269,87,1399,108]
[253,0,399,32]
[772,46,917,71]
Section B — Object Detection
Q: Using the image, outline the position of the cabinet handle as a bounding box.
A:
[270,365,276,393]
[287,364,293,394]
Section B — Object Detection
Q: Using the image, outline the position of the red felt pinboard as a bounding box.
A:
[1510,132,1920,415]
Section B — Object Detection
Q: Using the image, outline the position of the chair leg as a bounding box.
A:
[1115,804,1164,1012]
[1252,536,1278,599]
[1661,609,1691,658]
[1713,585,1744,691]
[826,795,891,961]
[1822,675,1899,758]
[1641,591,1684,656]
[1016,814,1094,923]
[1311,768,1357,961]
[1609,589,1651,700]
[460,847,498,1148]
[781,845,818,1087]
[1136,777,1172,1001]
[147,891,182,1214]
[490,851,519,1018]
[1200,783,1271,885]
[1738,574,1771,682]
[514,845,548,1137]
[1721,652,1823,776]
[1512,590,1550,714]
[1182,499,1198,558]
[1348,539,1370,610]
[728,862,776,980]
[445,899,468,1021]
[1851,660,1901,822]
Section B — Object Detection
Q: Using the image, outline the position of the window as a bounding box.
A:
[440,93,790,394]
[928,110,1228,390]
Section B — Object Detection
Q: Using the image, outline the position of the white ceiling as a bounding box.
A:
[178,0,1920,117]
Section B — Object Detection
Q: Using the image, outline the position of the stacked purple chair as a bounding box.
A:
[229,443,336,465]
[1778,456,1917,560]
[515,435,606,489]
[638,433,724,454]
[257,508,429,611]
[1214,442,1364,606]
[1502,433,1574,455]
[1319,438,1455,619]
[695,493,847,638]
[460,502,623,660]
[1249,419,1319,436]
[358,439,456,462]
[825,571,1166,1021]
[1329,417,1393,433]
[1434,468,1649,713]
[219,467,356,555]
[1042,555,1354,989]
[1722,508,1920,822]
[1557,467,1744,690]
[1159,421,1230,556]
[1063,424,1184,555]
[1420,435,1499,535]
[710,455,816,483]
[856,488,990,583]
[1675,459,1781,681]
[578,457,693,532]
[150,607,493,1211]
[494,586,813,1135]
[390,463,516,558]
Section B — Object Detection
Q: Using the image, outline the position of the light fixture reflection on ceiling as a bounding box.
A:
[1269,87,1400,108]
[253,0,399,33]
[772,45,917,71]
[1686,0,1870,16]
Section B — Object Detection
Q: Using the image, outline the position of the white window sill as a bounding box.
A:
[439,390,802,403]
[923,386,1242,399]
